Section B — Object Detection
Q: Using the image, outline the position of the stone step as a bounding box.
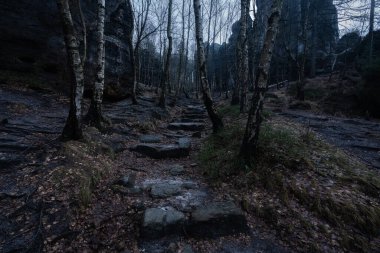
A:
[182,114,207,120]
[185,108,206,114]
[178,118,205,123]
[139,134,162,143]
[168,123,205,131]
[142,207,186,239]
[141,201,248,240]
[130,142,190,159]
[186,201,249,238]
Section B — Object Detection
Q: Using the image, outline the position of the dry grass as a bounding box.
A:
[199,105,380,252]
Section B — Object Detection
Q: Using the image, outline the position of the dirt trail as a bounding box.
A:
[279,110,380,169]
[0,86,288,253]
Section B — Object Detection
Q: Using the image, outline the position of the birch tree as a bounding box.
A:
[158,0,173,108]
[240,0,284,162]
[85,0,110,129]
[193,0,224,133]
[369,0,375,62]
[237,0,250,113]
[57,0,85,140]
[174,0,187,102]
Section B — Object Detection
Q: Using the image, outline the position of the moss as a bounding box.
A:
[198,124,245,179]
[217,105,240,118]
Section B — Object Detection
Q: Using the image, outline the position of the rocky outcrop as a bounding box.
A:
[255,0,339,81]
[0,0,133,100]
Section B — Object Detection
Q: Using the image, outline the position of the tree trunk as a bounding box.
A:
[238,0,249,113]
[193,0,224,133]
[182,1,192,97]
[240,0,284,162]
[131,46,139,104]
[310,7,317,78]
[369,0,375,63]
[159,0,173,108]
[296,0,310,101]
[174,0,186,102]
[85,0,110,129]
[57,0,85,140]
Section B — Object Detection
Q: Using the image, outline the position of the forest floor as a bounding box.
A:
[0,83,379,253]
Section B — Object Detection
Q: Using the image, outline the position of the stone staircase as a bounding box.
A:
[128,104,250,252]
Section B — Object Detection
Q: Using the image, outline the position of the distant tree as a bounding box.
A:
[174,0,187,103]
[158,0,173,108]
[237,0,249,112]
[240,0,284,163]
[57,0,86,140]
[369,0,375,62]
[193,0,224,133]
[130,0,161,104]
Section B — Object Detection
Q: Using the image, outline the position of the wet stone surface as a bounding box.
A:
[130,143,191,159]
[142,207,186,239]
[187,201,249,238]
[139,134,162,143]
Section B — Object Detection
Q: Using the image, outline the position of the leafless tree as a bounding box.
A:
[85,0,110,129]
[57,0,86,140]
[193,0,224,133]
[158,0,173,108]
[240,0,284,162]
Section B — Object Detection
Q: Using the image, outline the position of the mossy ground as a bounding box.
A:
[199,104,380,252]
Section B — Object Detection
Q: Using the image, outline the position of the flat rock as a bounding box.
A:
[177,138,191,149]
[142,207,185,239]
[139,134,162,143]
[168,123,205,131]
[179,118,205,123]
[183,113,207,119]
[169,164,185,176]
[187,201,248,238]
[149,180,197,198]
[131,143,190,159]
[151,183,183,198]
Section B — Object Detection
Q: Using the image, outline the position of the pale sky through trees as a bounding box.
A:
[131,0,379,55]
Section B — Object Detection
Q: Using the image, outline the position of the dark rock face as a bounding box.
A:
[255,0,339,80]
[0,0,133,100]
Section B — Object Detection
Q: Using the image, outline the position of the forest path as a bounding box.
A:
[0,86,288,253]
[278,110,380,169]
[265,90,380,170]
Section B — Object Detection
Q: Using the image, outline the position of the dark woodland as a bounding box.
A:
[0,0,380,252]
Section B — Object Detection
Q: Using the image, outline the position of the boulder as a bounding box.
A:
[0,0,134,95]
[142,207,185,239]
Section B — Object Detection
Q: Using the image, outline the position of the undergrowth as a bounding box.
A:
[199,105,380,252]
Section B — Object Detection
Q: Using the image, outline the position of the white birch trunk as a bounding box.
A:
[193,0,224,133]
[57,0,85,140]
[240,0,284,161]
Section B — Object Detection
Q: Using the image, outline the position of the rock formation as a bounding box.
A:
[0,0,134,101]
